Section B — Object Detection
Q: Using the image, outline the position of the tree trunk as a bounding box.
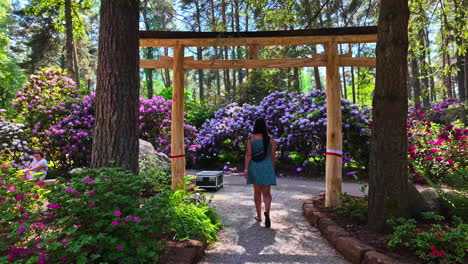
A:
[339,44,347,99]
[455,6,466,102]
[349,44,356,102]
[197,47,204,100]
[312,46,322,91]
[456,53,465,102]
[424,30,436,101]
[194,0,204,101]
[369,0,410,233]
[465,53,468,103]
[163,48,171,88]
[419,31,430,106]
[145,48,154,98]
[410,56,421,105]
[441,5,452,98]
[65,0,80,89]
[234,0,243,85]
[91,0,140,172]
[210,0,221,96]
[293,67,300,92]
[222,0,231,95]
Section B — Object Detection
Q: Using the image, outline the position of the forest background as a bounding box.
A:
[0,0,466,110]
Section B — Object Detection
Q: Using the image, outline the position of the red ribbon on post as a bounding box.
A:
[170,154,186,159]
[325,149,343,158]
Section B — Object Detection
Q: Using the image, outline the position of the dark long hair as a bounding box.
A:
[253,118,270,153]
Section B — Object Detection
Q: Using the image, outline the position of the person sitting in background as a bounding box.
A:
[24,151,48,181]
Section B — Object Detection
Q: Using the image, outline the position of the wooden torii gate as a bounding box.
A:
[139,26,377,207]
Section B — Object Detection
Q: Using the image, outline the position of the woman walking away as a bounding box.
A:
[244,118,277,228]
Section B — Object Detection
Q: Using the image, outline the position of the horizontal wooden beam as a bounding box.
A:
[140,34,377,48]
[140,26,378,39]
[160,55,194,60]
[339,57,376,67]
[140,56,376,69]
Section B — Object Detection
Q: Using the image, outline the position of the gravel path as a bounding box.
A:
[199,173,363,264]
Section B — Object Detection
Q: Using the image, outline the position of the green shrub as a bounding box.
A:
[335,193,368,224]
[139,155,171,192]
[185,101,217,129]
[387,213,468,264]
[443,191,468,223]
[155,190,221,242]
[1,166,221,263]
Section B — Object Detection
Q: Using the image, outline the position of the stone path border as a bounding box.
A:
[303,194,412,264]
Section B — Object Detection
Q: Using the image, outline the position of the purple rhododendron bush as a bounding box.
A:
[0,164,221,263]
[198,91,372,172]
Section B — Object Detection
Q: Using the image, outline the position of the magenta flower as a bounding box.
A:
[15,194,25,200]
[18,226,25,232]
[425,157,432,160]
[112,220,119,226]
[61,240,68,246]
[115,211,122,217]
[66,188,72,193]
[37,181,44,186]
[435,157,443,161]
[88,203,95,207]
[430,148,438,153]
[84,178,92,183]
[116,244,122,250]
[296,167,302,172]
[33,195,39,200]
[47,204,61,209]
[7,186,16,192]
[133,217,140,222]
[88,191,95,196]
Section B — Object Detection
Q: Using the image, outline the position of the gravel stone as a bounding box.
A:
[199,173,362,264]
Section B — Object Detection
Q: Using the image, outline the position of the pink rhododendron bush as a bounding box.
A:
[12,68,83,135]
[0,164,220,263]
[408,103,467,185]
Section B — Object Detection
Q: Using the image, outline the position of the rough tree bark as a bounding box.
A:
[465,53,468,103]
[65,0,80,89]
[369,0,411,232]
[91,0,140,172]
[410,55,421,105]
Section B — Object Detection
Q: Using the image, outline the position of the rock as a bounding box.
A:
[408,182,432,216]
[323,224,350,245]
[335,237,374,264]
[419,188,441,212]
[139,139,170,163]
[362,251,412,264]
[311,211,327,226]
[317,217,336,233]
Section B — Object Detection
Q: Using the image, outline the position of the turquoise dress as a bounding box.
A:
[247,139,276,186]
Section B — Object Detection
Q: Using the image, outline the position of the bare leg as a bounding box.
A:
[261,186,272,213]
[253,184,262,220]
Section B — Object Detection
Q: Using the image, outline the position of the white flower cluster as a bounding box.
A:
[0,120,32,167]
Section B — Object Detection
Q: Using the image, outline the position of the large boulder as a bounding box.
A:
[139,139,170,164]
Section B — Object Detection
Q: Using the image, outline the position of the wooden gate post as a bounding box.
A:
[171,45,186,190]
[325,41,343,207]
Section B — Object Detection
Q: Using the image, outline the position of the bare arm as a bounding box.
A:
[244,138,252,179]
[270,138,277,168]
[27,164,45,172]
